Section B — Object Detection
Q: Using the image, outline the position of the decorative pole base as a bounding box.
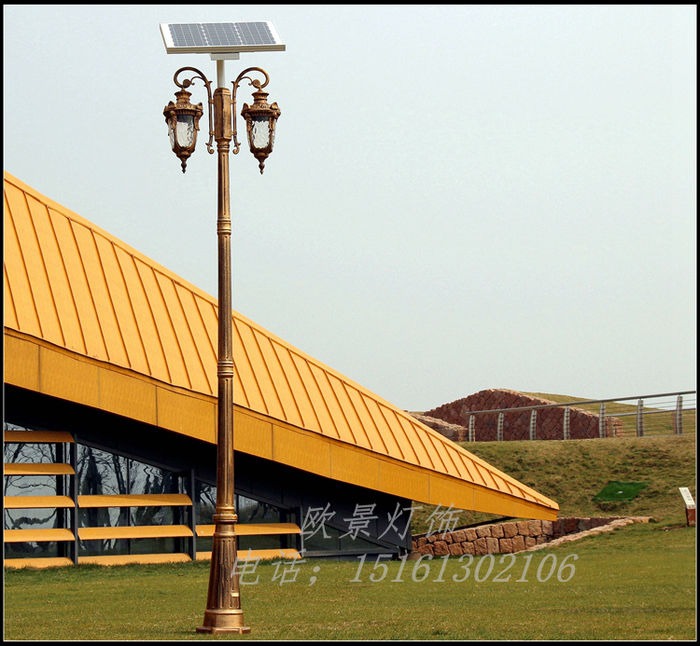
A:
[196,609,251,634]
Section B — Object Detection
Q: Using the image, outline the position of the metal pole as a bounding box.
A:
[197,76,250,634]
[189,469,198,562]
[56,441,65,560]
[468,415,475,442]
[636,399,644,437]
[529,409,537,440]
[675,395,683,434]
[598,403,606,438]
[563,406,570,440]
[70,438,79,565]
[497,412,504,442]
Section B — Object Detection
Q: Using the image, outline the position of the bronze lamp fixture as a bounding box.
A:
[239,86,280,173]
[164,66,280,173]
[162,88,204,173]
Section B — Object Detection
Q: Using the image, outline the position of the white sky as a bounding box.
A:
[3,5,696,411]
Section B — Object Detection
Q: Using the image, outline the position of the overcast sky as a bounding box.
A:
[3,5,696,411]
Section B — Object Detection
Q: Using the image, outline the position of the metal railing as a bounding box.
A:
[460,390,696,441]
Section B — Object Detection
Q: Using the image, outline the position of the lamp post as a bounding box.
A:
[163,63,280,634]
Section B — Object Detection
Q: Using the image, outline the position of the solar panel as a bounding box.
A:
[160,22,285,54]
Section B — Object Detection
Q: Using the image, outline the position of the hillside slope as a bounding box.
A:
[411,433,696,533]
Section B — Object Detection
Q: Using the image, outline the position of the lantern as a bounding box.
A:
[240,88,281,174]
[163,89,204,172]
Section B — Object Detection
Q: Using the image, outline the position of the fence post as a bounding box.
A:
[675,395,683,435]
[563,407,570,440]
[468,415,475,442]
[529,409,537,440]
[636,399,644,437]
[598,403,606,438]
[497,412,504,442]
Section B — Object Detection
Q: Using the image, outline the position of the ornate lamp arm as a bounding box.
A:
[173,67,216,155]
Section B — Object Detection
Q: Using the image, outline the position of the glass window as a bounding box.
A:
[195,484,290,554]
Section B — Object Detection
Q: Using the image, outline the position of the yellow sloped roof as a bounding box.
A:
[3,171,558,519]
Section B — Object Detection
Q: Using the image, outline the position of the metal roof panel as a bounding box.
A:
[3,171,558,518]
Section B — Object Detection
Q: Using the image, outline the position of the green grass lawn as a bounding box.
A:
[4,523,695,640]
[4,433,696,640]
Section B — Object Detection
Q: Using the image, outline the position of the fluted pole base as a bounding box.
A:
[195,515,249,634]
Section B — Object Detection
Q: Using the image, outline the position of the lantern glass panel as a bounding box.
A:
[249,117,271,150]
[176,115,196,149]
[168,122,176,150]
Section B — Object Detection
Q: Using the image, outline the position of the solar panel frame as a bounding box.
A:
[160,22,285,54]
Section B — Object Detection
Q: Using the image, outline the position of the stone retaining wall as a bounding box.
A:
[412,516,636,556]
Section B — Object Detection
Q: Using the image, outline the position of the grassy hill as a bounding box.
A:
[411,432,696,533]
